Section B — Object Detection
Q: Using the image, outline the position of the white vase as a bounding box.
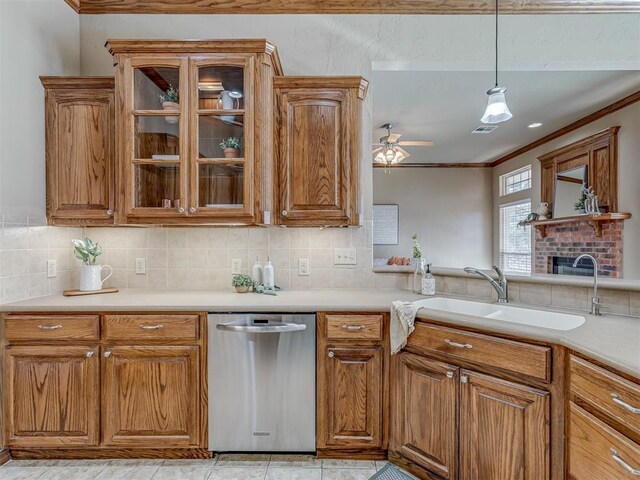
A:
[79,265,113,292]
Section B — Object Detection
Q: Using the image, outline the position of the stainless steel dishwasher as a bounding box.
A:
[208,313,316,452]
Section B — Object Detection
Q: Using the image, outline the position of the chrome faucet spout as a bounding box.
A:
[573,254,601,315]
[464,265,509,303]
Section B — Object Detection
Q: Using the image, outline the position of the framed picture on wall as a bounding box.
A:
[373,204,399,245]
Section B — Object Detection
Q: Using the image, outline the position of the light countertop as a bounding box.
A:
[2,289,639,378]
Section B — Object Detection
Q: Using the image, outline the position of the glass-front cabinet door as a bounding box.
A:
[121,57,189,220]
[188,56,255,221]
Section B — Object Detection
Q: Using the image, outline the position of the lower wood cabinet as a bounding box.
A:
[5,345,100,447]
[391,325,551,480]
[317,313,388,457]
[102,346,201,447]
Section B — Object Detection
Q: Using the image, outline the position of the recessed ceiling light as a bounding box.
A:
[528,122,543,128]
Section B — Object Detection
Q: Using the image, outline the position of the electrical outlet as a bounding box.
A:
[231,258,242,274]
[299,258,310,276]
[135,257,146,275]
[46,260,57,278]
[333,248,357,265]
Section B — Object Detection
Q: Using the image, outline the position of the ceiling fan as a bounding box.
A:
[372,123,434,168]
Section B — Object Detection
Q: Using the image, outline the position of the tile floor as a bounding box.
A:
[0,454,416,480]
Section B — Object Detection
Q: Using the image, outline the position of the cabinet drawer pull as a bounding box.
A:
[38,325,63,330]
[342,325,366,331]
[139,324,164,330]
[611,449,640,475]
[189,207,196,214]
[445,371,455,379]
[328,351,335,358]
[107,209,114,216]
[611,394,640,414]
[445,339,472,349]
[86,351,94,358]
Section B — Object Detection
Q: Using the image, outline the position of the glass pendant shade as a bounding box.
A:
[374,147,405,165]
[481,87,513,124]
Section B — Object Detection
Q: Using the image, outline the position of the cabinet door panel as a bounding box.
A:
[321,346,383,448]
[460,370,550,480]
[102,346,200,447]
[391,353,458,480]
[5,346,99,447]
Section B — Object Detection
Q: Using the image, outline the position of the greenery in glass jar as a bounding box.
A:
[411,234,423,259]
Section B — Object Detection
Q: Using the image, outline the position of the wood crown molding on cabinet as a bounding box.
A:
[273,76,368,100]
[67,0,640,14]
[106,39,283,76]
[40,76,115,89]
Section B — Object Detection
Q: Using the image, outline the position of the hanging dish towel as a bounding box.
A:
[390,300,421,354]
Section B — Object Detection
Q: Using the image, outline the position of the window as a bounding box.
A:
[499,200,532,275]
[500,165,531,196]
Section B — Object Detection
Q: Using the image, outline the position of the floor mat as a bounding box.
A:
[369,463,415,479]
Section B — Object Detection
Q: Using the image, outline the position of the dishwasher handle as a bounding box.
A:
[216,321,307,333]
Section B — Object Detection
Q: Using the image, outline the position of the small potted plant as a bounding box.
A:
[72,238,113,292]
[159,85,179,124]
[220,137,242,158]
[232,274,253,293]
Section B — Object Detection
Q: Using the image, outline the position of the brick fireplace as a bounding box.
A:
[534,221,623,278]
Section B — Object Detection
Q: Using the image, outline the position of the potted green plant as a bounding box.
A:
[232,273,253,293]
[220,137,242,158]
[159,85,179,124]
[72,238,113,292]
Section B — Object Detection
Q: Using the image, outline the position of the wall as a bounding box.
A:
[492,102,640,278]
[373,168,493,269]
[0,1,81,304]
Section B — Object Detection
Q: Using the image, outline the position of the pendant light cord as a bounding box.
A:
[495,0,499,87]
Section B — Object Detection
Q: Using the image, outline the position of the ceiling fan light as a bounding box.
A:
[481,87,513,124]
[374,147,405,165]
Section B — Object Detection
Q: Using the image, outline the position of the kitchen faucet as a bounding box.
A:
[464,265,509,303]
[573,254,601,315]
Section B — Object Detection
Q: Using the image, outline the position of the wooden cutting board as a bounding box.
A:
[63,288,119,297]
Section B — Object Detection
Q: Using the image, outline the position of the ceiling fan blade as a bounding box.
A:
[372,147,384,155]
[387,133,402,143]
[398,140,434,147]
[372,143,385,146]
[396,146,411,159]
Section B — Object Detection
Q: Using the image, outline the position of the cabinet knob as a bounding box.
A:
[328,351,335,358]
[107,209,114,216]
[104,351,111,358]
[282,210,288,217]
[177,207,185,214]
[445,371,455,379]
[460,375,468,384]
[189,207,197,214]
[86,351,95,358]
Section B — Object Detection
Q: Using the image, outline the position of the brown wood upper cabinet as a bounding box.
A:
[274,77,367,227]
[41,77,115,226]
[107,40,282,225]
[538,127,619,213]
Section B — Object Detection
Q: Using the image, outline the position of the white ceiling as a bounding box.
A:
[372,70,640,164]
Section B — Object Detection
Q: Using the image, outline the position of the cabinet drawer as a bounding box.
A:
[407,322,551,382]
[103,314,199,341]
[4,315,99,341]
[571,355,640,439]
[325,314,383,341]
[569,402,640,479]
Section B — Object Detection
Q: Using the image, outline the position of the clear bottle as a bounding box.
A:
[413,258,425,294]
[251,257,263,287]
[421,263,436,296]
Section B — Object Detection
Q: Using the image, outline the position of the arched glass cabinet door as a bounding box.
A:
[188,55,256,222]
[121,56,189,220]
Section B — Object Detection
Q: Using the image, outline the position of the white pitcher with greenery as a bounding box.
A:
[72,238,112,291]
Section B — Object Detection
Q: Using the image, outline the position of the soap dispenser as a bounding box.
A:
[422,263,436,296]
[251,257,263,287]
[263,258,275,289]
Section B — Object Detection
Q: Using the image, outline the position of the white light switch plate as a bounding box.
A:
[333,248,356,265]
[299,258,310,276]
[135,258,146,275]
[231,258,242,274]
[47,260,57,278]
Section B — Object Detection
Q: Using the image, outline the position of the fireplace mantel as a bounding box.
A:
[530,212,631,238]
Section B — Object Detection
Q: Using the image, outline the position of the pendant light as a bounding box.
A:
[481,0,513,124]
